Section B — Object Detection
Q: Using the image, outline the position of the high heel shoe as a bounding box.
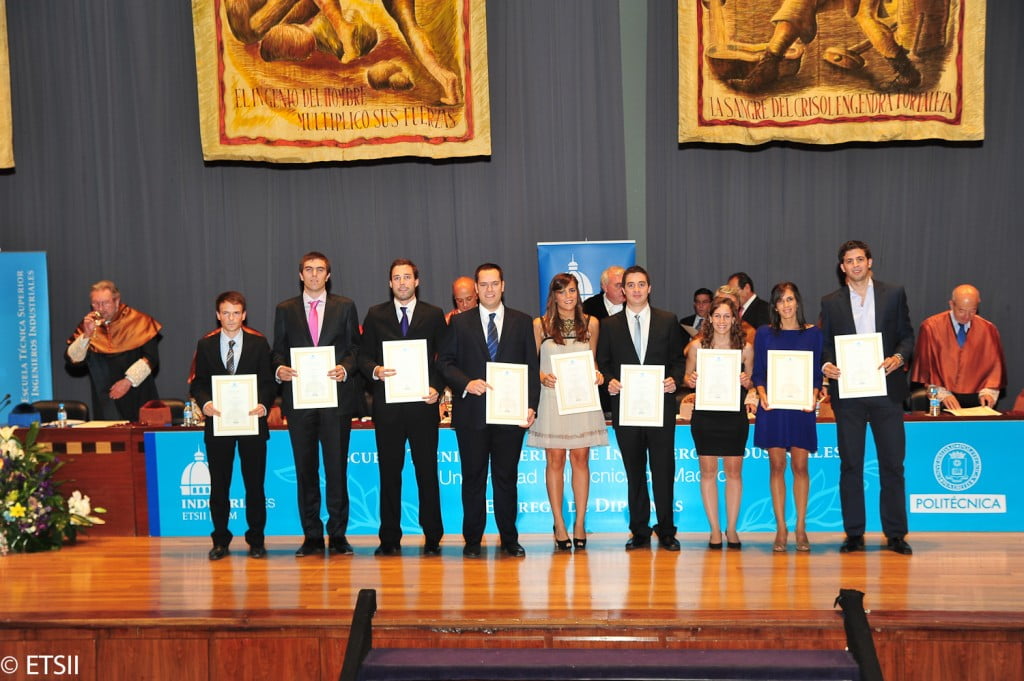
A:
[572,536,587,551]
[708,532,723,550]
[773,530,788,553]
[726,532,742,550]
[795,531,811,552]
[553,526,571,552]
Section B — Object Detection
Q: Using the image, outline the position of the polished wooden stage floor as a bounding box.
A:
[2,533,1021,680]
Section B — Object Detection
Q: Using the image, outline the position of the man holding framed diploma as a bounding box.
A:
[360,259,447,557]
[821,241,915,556]
[596,266,685,551]
[190,291,276,561]
[438,263,540,558]
[272,252,361,558]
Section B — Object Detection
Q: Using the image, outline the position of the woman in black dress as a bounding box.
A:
[684,296,755,550]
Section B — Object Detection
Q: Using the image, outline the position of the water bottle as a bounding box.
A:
[57,402,68,428]
[927,385,941,417]
[182,399,193,427]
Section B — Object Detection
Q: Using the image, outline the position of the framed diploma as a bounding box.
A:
[618,364,664,427]
[290,346,339,409]
[694,348,742,412]
[767,350,814,411]
[212,374,259,437]
[835,333,886,399]
[486,362,530,425]
[382,339,430,404]
[550,350,601,416]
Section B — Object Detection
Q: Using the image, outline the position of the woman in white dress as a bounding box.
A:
[527,273,607,551]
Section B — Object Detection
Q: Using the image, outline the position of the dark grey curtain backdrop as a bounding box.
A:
[1,1,627,405]
[1,1,1020,407]
[646,2,1022,402]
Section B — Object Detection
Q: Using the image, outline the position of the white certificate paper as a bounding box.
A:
[618,364,664,427]
[382,339,430,404]
[290,346,339,409]
[767,350,814,411]
[486,362,530,425]
[835,333,887,399]
[550,350,601,416]
[695,348,742,412]
[212,374,259,437]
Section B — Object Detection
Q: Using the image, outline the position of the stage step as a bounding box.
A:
[355,647,861,681]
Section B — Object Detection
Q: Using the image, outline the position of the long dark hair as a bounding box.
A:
[768,281,807,332]
[541,273,588,345]
[699,296,745,350]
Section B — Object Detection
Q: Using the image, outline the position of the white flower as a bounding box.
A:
[67,490,92,517]
[0,437,23,460]
[0,426,14,440]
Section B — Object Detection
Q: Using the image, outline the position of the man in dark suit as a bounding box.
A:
[582,265,626,418]
[437,263,540,558]
[727,272,771,329]
[360,258,446,557]
[190,291,277,561]
[582,265,626,320]
[821,240,915,555]
[272,251,361,557]
[680,287,713,337]
[596,265,686,551]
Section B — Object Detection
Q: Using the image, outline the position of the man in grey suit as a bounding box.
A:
[597,265,685,551]
[820,240,915,555]
[273,251,361,558]
[437,263,540,558]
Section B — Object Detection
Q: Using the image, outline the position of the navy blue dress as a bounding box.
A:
[752,325,823,452]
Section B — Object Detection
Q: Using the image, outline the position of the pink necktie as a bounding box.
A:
[308,300,320,346]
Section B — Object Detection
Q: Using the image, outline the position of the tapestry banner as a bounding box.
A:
[192,0,489,162]
[678,0,985,144]
[0,0,13,168]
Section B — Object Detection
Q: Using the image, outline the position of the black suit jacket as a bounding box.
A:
[820,279,915,403]
[582,294,610,320]
[437,306,540,430]
[596,307,686,427]
[742,296,772,330]
[190,330,277,439]
[359,299,447,422]
[272,294,361,414]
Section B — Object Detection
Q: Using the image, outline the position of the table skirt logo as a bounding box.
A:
[933,442,981,492]
[181,449,211,496]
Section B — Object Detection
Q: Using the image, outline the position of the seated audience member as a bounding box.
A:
[910,284,1006,410]
[727,272,771,329]
[446,276,478,323]
[680,287,713,337]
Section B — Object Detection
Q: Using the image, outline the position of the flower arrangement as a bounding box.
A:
[1,424,105,555]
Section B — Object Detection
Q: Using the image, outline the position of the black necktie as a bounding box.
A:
[226,339,236,375]
[400,306,409,337]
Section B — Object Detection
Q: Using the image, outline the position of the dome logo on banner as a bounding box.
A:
[933,442,982,492]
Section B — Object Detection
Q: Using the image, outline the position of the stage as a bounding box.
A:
[1,533,1021,680]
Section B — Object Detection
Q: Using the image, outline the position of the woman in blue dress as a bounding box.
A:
[752,282,822,553]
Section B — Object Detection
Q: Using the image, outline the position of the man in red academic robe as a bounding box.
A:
[911,284,1006,410]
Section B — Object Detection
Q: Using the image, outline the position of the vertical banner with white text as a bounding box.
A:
[0,253,52,421]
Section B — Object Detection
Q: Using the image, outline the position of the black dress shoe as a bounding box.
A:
[625,536,652,551]
[839,535,866,553]
[886,536,913,555]
[463,542,482,558]
[422,542,442,556]
[248,545,267,559]
[208,545,230,561]
[329,537,354,555]
[295,538,325,557]
[374,543,401,556]
[658,536,681,551]
[501,542,526,558]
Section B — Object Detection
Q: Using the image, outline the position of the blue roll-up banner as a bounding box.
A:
[143,419,1021,537]
[0,252,52,421]
[536,241,635,314]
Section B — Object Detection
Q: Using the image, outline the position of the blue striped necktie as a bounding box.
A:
[486,312,498,360]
